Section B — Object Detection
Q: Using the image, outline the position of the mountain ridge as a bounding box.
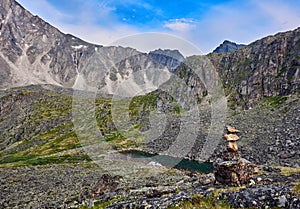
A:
[1,0,299,107]
[0,0,185,95]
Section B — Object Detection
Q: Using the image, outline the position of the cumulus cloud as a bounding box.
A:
[164,18,196,33]
[17,0,138,46]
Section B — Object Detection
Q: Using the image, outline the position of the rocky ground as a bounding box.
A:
[226,95,300,168]
[143,94,300,169]
[0,85,299,208]
[0,162,299,208]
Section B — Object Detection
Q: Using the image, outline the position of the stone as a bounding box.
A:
[249,179,255,186]
[92,174,119,197]
[227,141,238,152]
[214,126,258,186]
[224,133,240,152]
[214,158,259,186]
[278,195,287,208]
[221,150,241,160]
[224,134,239,141]
[219,184,298,208]
[198,173,215,185]
[227,126,240,133]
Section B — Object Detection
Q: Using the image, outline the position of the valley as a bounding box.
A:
[0,0,299,208]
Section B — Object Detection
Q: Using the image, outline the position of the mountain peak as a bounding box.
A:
[213,40,245,53]
[149,49,184,59]
[148,49,185,71]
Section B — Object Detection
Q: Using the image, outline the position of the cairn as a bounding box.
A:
[221,126,241,160]
[224,126,240,151]
[214,126,258,186]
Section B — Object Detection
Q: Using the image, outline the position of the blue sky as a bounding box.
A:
[18,0,300,55]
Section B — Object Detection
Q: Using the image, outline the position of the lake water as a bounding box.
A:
[120,150,213,173]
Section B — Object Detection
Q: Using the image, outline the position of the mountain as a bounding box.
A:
[0,0,184,94]
[3,0,298,108]
[210,28,300,109]
[213,40,245,53]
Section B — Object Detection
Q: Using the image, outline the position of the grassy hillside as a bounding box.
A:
[0,85,181,167]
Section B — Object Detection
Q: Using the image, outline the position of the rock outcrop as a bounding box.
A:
[214,126,258,186]
[210,28,300,109]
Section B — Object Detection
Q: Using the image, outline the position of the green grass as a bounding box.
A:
[79,198,124,209]
[0,153,91,167]
[104,132,124,142]
[276,166,300,176]
[24,155,91,166]
[168,186,248,209]
[0,85,168,167]
[36,133,79,155]
[0,155,35,164]
[259,96,288,109]
[292,181,300,197]
[168,195,231,209]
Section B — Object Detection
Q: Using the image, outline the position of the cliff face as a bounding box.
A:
[209,28,300,109]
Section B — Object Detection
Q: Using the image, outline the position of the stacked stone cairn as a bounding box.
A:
[214,126,259,186]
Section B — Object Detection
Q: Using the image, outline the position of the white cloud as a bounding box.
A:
[17,0,72,25]
[254,0,300,30]
[17,0,136,46]
[164,18,196,33]
[17,0,199,56]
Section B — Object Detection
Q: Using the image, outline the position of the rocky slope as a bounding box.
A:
[0,0,184,94]
[213,40,245,53]
[210,28,300,109]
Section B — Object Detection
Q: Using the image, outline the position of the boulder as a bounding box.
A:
[214,158,258,186]
[92,174,119,196]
